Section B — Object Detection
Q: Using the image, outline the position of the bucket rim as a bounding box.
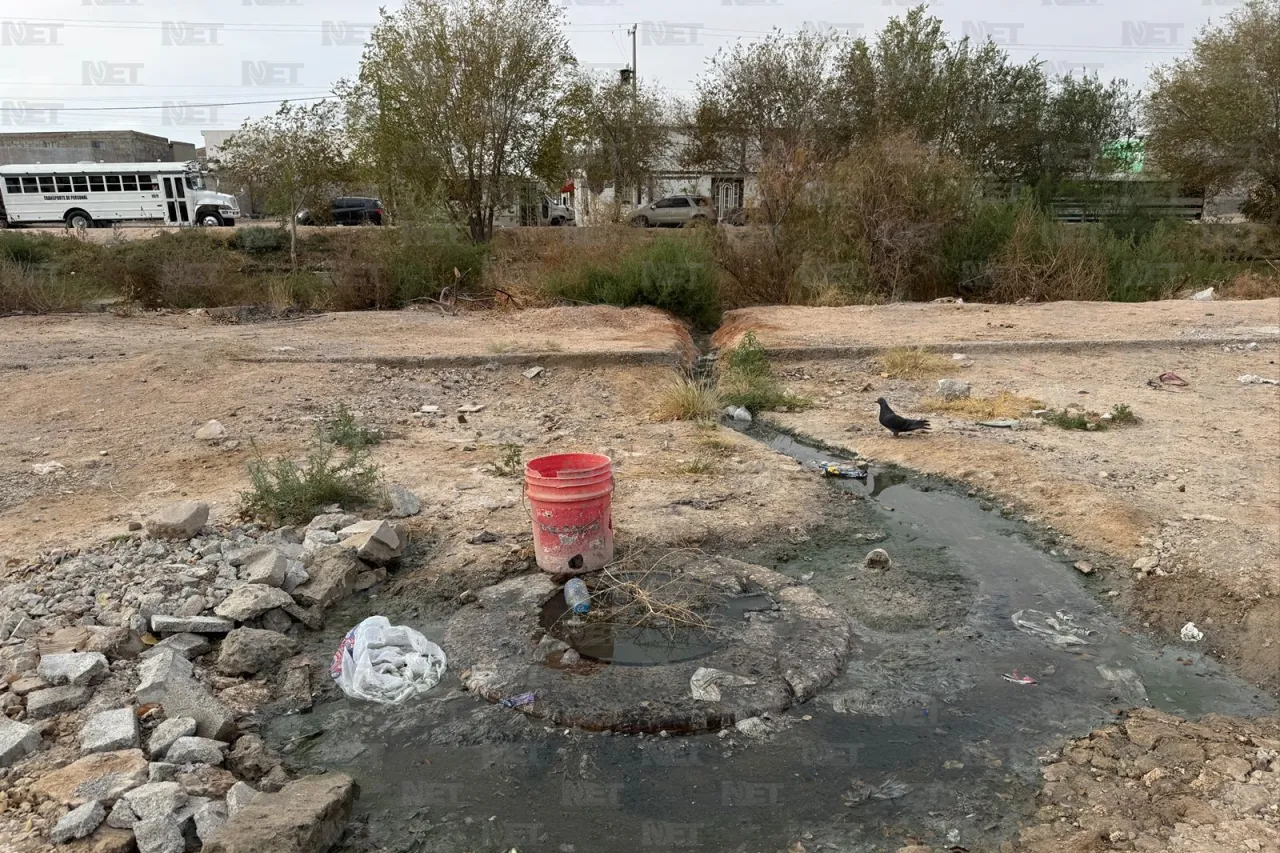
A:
[525,452,613,480]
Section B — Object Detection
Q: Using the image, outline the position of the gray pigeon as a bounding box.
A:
[876,398,930,437]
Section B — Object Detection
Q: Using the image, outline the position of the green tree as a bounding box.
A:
[215,100,352,270]
[576,73,671,213]
[1146,0,1280,223]
[341,0,574,241]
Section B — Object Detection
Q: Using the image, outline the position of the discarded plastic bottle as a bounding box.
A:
[564,578,590,615]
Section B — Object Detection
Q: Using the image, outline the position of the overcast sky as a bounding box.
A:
[0,0,1245,146]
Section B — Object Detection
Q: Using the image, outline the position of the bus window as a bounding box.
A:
[38,176,55,193]
[139,175,157,191]
[185,174,206,191]
[89,176,104,192]
[105,175,121,192]
[122,175,138,192]
[4,177,21,194]
[21,177,38,193]
[72,176,88,193]
[55,176,72,192]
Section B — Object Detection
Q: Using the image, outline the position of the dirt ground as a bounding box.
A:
[0,306,823,596]
[721,299,1280,689]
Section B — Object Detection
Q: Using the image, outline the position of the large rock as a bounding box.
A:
[202,772,357,853]
[193,797,229,843]
[31,749,148,806]
[123,781,187,822]
[148,717,197,759]
[145,501,210,540]
[166,737,227,766]
[292,546,363,608]
[935,378,972,400]
[81,707,140,754]
[49,799,106,844]
[241,548,287,587]
[387,485,421,518]
[27,684,93,718]
[0,716,41,766]
[214,585,294,622]
[216,628,299,676]
[140,632,213,660]
[133,816,186,853]
[175,764,237,798]
[226,734,280,782]
[37,651,109,686]
[337,520,404,564]
[150,615,233,635]
[135,649,235,740]
[225,782,258,816]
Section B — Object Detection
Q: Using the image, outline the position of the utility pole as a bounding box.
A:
[629,24,637,93]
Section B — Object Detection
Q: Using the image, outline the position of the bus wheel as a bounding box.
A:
[65,210,93,230]
[198,212,224,227]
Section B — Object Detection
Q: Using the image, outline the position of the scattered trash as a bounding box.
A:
[946,828,961,845]
[331,616,447,705]
[1180,621,1204,642]
[194,420,226,442]
[977,419,1020,429]
[1002,670,1037,685]
[1188,286,1215,301]
[799,572,814,582]
[863,548,892,570]
[819,462,867,480]
[723,405,752,423]
[951,353,973,367]
[1238,374,1280,386]
[1097,665,1149,706]
[563,578,590,615]
[499,691,536,709]
[457,403,486,413]
[842,777,910,806]
[31,461,65,475]
[690,666,757,701]
[1011,609,1093,646]
[1158,372,1187,386]
[419,405,440,414]
[522,366,544,379]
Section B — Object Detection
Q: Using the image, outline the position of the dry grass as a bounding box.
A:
[878,347,954,379]
[674,454,722,476]
[1218,269,1280,300]
[651,375,721,422]
[697,435,738,457]
[923,391,1044,419]
[590,562,720,630]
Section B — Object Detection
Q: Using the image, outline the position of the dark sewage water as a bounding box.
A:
[267,424,1276,853]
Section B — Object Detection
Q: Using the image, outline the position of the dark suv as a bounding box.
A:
[297,197,384,226]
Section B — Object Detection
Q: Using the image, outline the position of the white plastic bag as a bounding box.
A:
[330,616,447,704]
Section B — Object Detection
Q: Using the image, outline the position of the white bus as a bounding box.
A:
[0,161,240,229]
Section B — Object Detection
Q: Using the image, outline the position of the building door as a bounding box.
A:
[713,178,744,214]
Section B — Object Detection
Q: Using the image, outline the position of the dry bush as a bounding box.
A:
[651,375,721,422]
[487,226,658,305]
[0,258,101,313]
[923,391,1044,420]
[878,347,953,379]
[1218,268,1280,300]
[987,207,1109,303]
[590,562,721,630]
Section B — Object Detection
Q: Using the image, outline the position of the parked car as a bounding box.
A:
[296,197,384,226]
[628,195,717,228]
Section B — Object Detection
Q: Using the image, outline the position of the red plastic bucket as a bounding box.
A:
[524,453,614,574]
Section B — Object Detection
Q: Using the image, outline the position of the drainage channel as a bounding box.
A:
[266,420,1276,853]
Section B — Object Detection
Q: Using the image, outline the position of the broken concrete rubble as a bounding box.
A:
[213,584,294,621]
[81,707,140,753]
[202,772,357,853]
[150,614,234,635]
[336,519,405,564]
[37,651,109,686]
[166,736,228,765]
[0,716,42,766]
[50,799,106,844]
[292,546,363,608]
[147,716,197,759]
[241,547,287,587]
[27,683,93,718]
[135,649,235,740]
[144,501,210,540]
[216,627,299,676]
[31,748,149,806]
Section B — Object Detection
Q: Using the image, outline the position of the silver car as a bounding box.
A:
[628,195,717,228]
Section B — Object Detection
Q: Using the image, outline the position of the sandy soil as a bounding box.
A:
[720,299,1280,689]
[0,307,823,592]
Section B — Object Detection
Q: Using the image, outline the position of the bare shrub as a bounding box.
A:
[987,206,1109,302]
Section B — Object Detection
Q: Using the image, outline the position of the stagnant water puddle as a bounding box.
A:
[268,425,1276,853]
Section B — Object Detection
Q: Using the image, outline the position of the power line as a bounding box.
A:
[0,95,332,113]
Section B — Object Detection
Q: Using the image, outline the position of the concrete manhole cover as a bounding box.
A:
[444,553,854,733]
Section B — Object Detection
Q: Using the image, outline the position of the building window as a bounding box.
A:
[72,176,88,192]
[55,176,72,192]
[4,177,21,194]
[89,175,105,192]
[121,175,138,192]
[91,141,105,150]
[105,175,121,192]
[38,176,55,193]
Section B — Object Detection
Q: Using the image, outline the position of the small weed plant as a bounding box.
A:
[718,332,810,414]
[241,440,380,525]
[652,375,721,422]
[323,404,383,451]
[488,443,524,477]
